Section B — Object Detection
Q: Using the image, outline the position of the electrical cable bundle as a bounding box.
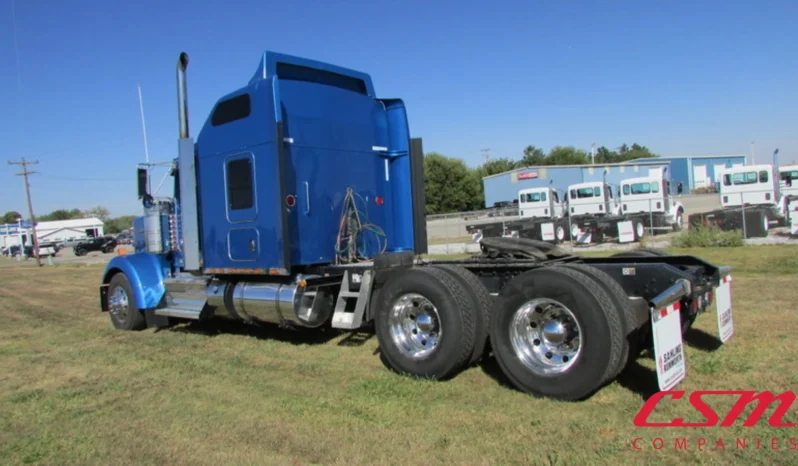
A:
[335,187,388,264]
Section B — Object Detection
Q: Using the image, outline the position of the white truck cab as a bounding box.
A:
[566,181,620,217]
[718,164,779,208]
[619,176,685,227]
[778,164,798,197]
[518,187,564,219]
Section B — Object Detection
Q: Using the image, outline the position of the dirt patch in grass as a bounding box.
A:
[1,247,797,464]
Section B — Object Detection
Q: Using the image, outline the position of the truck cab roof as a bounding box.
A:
[719,163,773,177]
[568,181,604,191]
[518,186,553,195]
[248,51,376,97]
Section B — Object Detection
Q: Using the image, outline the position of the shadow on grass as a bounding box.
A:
[617,359,660,400]
[478,348,522,394]
[163,317,374,347]
[480,350,665,401]
[683,327,723,352]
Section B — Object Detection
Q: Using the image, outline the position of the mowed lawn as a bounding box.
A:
[1,246,797,465]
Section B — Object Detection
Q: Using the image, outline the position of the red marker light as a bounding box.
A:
[286,195,296,207]
[375,196,384,205]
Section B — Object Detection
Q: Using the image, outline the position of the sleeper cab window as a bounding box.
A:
[211,93,251,126]
[759,170,768,183]
[651,181,660,193]
[227,157,254,210]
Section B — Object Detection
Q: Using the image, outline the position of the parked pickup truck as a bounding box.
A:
[73,236,118,256]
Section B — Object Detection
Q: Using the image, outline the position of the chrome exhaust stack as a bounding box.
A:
[177,52,190,139]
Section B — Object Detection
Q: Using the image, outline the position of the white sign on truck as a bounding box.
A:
[715,274,734,343]
[651,301,687,391]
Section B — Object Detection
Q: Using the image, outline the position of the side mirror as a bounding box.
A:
[137,168,148,199]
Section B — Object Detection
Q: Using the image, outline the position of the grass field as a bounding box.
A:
[1,245,797,465]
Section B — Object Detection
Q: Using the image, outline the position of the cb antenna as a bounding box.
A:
[137,83,152,193]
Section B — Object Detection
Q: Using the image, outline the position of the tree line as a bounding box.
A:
[425,143,659,215]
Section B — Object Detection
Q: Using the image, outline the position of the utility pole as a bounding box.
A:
[481,148,491,163]
[8,157,42,266]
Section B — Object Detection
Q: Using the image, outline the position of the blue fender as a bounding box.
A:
[102,253,171,310]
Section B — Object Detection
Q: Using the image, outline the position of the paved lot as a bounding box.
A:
[426,194,722,241]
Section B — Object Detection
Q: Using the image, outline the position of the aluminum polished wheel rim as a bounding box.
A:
[389,293,441,359]
[109,286,129,322]
[510,298,582,375]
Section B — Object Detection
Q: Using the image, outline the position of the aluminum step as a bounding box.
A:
[153,307,203,319]
[331,269,373,330]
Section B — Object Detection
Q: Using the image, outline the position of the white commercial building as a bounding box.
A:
[37,217,105,243]
[1,217,105,250]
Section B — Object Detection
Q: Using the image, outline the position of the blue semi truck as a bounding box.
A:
[99,51,734,401]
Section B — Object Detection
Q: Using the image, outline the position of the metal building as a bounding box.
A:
[481,154,749,207]
[622,155,747,192]
[482,160,670,208]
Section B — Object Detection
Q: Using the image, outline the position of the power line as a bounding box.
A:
[7,157,42,266]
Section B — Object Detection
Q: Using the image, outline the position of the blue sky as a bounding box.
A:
[1,0,796,218]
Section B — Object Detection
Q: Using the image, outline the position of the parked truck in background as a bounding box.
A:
[778,164,798,196]
[565,176,684,243]
[688,163,794,237]
[466,186,569,243]
[618,176,685,237]
[98,51,735,401]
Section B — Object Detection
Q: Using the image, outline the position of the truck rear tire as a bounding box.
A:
[490,266,625,401]
[432,264,491,366]
[555,263,638,377]
[633,219,645,240]
[673,209,684,231]
[107,273,146,331]
[373,266,478,380]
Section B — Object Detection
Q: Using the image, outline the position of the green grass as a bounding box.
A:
[1,246,797,464]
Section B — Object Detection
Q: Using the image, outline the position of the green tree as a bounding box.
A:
[479,157,517,177]
[519,146,547,166]
[105,216,136,234]
[1,211,22,224]
[84,206,111,221]
[38,209,77,221]
[546,146,591,165]
[594,146,619,163]
[621,143,659,161]
[424,153,482,215]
